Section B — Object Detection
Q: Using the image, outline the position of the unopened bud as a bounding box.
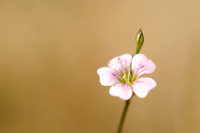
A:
[135,29,144,54]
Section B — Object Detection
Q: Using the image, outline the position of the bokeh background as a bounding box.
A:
[0,0,200,133]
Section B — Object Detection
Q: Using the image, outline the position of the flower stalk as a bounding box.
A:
[117,100,130,133]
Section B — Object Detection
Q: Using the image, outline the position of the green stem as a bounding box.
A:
[117,100,130,133]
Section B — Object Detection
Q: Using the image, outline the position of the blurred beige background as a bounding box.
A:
[0,0,200,133]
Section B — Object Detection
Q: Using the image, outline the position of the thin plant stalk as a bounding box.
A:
[117,100,130,133]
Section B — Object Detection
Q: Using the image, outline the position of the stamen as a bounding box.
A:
[113,73,125,84]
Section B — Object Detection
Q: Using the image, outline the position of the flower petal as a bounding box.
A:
[119,54,132,67]
[132,54,156,77]
[109,84,133,100]
[97,67,118,86]
[131,77,156,98]
[108,54,132,73]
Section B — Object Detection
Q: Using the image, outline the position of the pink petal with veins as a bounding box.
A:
[97,67,118,86]
[131,54,156,77]
[109,83,133,100]
[131,77,156,98]
[108,54,132,73]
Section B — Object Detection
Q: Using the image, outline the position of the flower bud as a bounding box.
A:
[135,29,144,54]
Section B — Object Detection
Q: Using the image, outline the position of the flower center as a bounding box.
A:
[118,71,137,86]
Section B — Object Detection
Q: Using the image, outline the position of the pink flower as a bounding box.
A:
[97,54,156,100]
